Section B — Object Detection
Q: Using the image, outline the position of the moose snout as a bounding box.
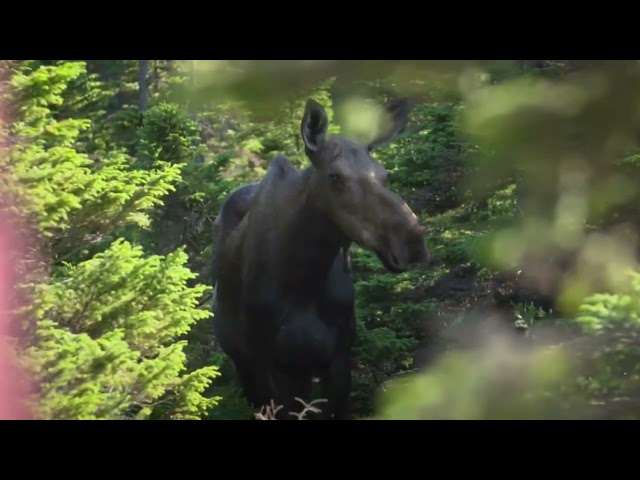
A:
[385,225,429,271]
[369,190,429,273]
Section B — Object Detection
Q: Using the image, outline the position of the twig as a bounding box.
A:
[254,400,283,420]
[254,398,329,420]
[289,398,328,420]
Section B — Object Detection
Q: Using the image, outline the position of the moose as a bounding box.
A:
[211,97,428,419]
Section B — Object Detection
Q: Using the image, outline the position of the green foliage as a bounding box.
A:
[24,239,219,420]
[137,102,202,168]
[4,60,221,420]
[379,102,470,200]
[572,271,640,405]
[5,62,182,261]
[9,61,88,128]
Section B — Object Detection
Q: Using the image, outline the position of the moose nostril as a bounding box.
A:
[390,253,400,267]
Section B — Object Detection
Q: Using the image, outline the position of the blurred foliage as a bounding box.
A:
[375,267,640,420]
[375,341,572,420]
[4,59,640,419]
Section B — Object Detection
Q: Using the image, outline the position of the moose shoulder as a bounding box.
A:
[211,97,429,419]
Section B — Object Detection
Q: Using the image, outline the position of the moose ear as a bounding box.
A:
[367,98,413,151]
[301,98,329,154]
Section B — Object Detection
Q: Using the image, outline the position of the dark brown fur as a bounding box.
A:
[211,98,428,419]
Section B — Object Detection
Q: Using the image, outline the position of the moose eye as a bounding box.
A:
[328,172,344,185]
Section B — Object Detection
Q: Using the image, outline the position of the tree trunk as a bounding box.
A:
[138,60,149,113]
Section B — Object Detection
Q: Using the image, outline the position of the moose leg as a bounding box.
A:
[321,353,353,420]
[232,356,271,413]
